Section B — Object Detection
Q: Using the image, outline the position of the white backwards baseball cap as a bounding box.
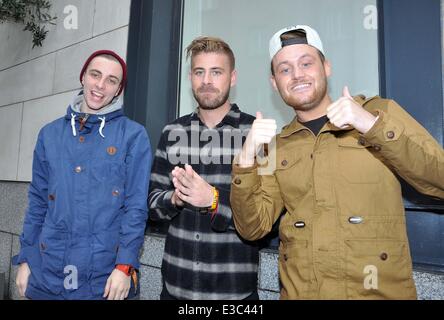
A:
[269,25,324,60]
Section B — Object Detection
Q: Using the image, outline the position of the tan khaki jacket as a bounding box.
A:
[231,96,444,299]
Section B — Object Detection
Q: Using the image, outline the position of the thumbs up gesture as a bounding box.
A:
[326,86,378,134]
[237,112,277,167]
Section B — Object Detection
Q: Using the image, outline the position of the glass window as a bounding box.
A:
[180,0,379,130]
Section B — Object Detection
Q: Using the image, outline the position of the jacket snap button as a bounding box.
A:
[358,137,366,146]
[75,166,82,173]
[373,144,382,152]
[380,252,388,261]
[348,216,363,224]
[294,221,306,228]
[284,254,288,261]
[386,131,395,139]
[281,160,288,166]
[234,178,241,185]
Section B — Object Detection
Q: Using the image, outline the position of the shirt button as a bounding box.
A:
[380,252,388,261]
[386,131,395,139]
[75,166,82,173]
[234,178,241,185]
[195,234,200,240]
[310,154,313,160]
[358,137,366,146]
[79,136,85,143]
[281,160,288,166]
[373,144,382,152]
[112,189,120,196]
[48,194,55,201]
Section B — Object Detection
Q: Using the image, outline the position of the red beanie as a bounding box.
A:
[79,50,127,96]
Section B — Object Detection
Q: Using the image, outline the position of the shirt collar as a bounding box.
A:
[280,115,353,138]
[190,104,241,128]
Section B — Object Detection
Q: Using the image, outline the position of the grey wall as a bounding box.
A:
[0,0,131,182]
[1,181,443,300]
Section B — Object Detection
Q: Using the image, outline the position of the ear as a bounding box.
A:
[323,60,332,78]
[230,69,237,87]
[270,75,278,92]
[114,84,122,97]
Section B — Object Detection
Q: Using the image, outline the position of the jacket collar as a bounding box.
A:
[279,95,374,138]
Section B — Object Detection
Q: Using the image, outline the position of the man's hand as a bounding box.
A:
[103,268,131,300]
[16,262,31,297]
[326,86,378,134]
[171,188,185,207]
[237,112,277,167]
[171,164,213,208]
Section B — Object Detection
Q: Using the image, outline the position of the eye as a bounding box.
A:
[301,62,313,68]
[107,78,118,86]
[279,68,290,75]
[90,71,100,78]
[194,70,204,76]
[211,70,222,76]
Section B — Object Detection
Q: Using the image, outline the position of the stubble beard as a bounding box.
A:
[193,86,230,110]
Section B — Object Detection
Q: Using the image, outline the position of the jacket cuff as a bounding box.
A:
[162,190,183,217]
[363,110,405,146]
[232,164,261,189]
[13,246,39,266]
[115,247,140,270]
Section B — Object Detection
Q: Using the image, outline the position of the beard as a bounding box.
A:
[280,76,328,112]
[193,85,230,110]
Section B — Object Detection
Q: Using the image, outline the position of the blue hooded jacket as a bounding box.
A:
[14,92,152,300]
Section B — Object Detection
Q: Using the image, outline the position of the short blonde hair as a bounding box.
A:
[186,36,235,70]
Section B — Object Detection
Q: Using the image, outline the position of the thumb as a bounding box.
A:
[343,86,352,99]
[256,111,263,120]
[103,278,111,297]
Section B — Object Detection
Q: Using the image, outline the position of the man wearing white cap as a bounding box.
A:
[230,25,444,299]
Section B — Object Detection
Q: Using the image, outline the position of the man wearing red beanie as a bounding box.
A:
[14,50,152,300]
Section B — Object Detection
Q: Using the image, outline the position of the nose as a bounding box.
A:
[203,71,213,84]
[291,66,305,80]
[96,78,106,89]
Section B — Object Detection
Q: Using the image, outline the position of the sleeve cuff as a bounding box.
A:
[115,247,140,270]
[363,109,405,144]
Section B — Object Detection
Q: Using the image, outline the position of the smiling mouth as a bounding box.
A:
[91,90,104,100]
[291,83,312,91]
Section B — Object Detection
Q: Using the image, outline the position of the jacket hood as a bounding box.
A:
[65,90,124,138]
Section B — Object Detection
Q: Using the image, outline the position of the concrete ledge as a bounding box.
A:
[0,182,28,235]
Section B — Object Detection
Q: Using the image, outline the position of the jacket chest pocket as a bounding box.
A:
[91,160,126,207]
[91,158,125,182]
[337,136,382,184]
[274,153,309,199]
